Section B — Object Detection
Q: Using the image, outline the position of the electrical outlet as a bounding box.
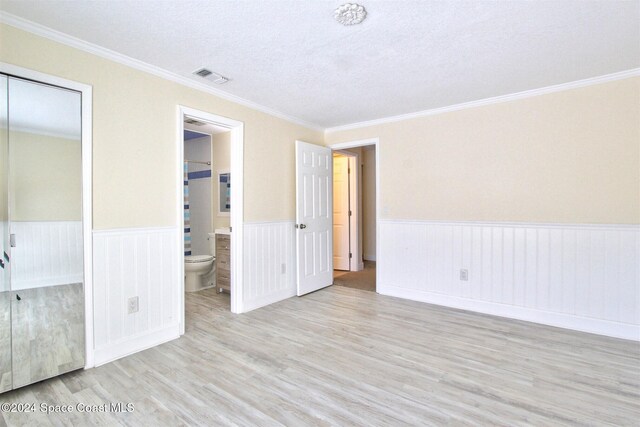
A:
[460,269,469,281]
[281,263,286,274]
[128,296,139,314]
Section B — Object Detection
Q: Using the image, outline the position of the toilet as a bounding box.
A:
[184,232,216,292]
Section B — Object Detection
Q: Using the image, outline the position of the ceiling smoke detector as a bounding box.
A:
[192,68,230,84]
[334,3,367,26]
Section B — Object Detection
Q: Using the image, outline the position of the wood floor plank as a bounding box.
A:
[1,285,638,426]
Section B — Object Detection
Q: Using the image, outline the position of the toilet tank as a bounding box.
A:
[208,232,216,256]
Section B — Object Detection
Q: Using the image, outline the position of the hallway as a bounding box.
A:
[333,261,376,292]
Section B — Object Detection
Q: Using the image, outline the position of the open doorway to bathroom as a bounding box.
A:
[178,106,244,334]
[332,144,377,292]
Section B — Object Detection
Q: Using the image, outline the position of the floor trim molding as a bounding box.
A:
[378,219,639,341]
[243,288,297,313]
[93,323,180,367]
[379,285,639,341]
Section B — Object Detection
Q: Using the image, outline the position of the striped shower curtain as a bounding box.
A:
[183,162,191,256]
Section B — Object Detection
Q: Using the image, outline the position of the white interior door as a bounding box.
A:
[332,155,350,270]
[295,140,333,296]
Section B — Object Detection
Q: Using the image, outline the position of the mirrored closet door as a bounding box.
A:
[0,74,11,393]
[0,74,85,392]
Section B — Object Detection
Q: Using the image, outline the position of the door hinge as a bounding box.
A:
[349,210,352,216]
[349,253,352,259]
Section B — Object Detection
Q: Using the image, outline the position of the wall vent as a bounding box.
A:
[194,68,213,77]
[192,68,230,84]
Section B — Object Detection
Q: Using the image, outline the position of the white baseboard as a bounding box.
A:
[242,287,297,312]
[348,260,365,271]
[363,254,376,261]
[379,220,639,341]
[93,323,180,367]
[379,285,638,341]
[13,274,84,290]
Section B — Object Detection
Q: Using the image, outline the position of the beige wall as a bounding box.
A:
[0,24,322,229]
[2,24,637,229]
[9,131,81,221]
[212,131,231,231]
[326,77,640,224]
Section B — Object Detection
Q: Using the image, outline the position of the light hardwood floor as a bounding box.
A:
[1,286,639,426]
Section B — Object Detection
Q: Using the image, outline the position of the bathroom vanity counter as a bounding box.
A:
[215,232,231,293]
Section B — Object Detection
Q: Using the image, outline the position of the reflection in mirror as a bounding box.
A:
[218,170,230,216]
[7,77,84,388]
[0,75,11,392]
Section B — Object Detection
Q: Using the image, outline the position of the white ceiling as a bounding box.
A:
[1,1,638,129]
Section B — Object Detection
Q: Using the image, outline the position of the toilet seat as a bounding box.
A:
[185,255,214,263]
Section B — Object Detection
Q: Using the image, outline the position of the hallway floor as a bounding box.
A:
[333,260,376,292]
[1,286,638,425]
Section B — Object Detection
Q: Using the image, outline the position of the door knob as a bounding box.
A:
[299,224,307,229]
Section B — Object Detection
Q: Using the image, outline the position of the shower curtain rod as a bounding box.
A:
[185,160,211,165]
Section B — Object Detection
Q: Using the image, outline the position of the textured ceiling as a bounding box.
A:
[1,1,638,128]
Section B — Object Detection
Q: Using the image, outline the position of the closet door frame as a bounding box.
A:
[1,62,94,368]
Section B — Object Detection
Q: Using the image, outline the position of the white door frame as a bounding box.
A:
[0,62,95,367]
[177,106,244,327]
[329,138,379,289]
[333,150,362,271]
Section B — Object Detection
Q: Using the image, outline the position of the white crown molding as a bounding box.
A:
[325,68,640,133]
[0,12,324,132]
[2,11,638,135]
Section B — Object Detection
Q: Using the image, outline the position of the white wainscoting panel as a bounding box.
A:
[92,227,180,365]
[378,220,639,340]
[10,221,83,290]
[243,221,296,312]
